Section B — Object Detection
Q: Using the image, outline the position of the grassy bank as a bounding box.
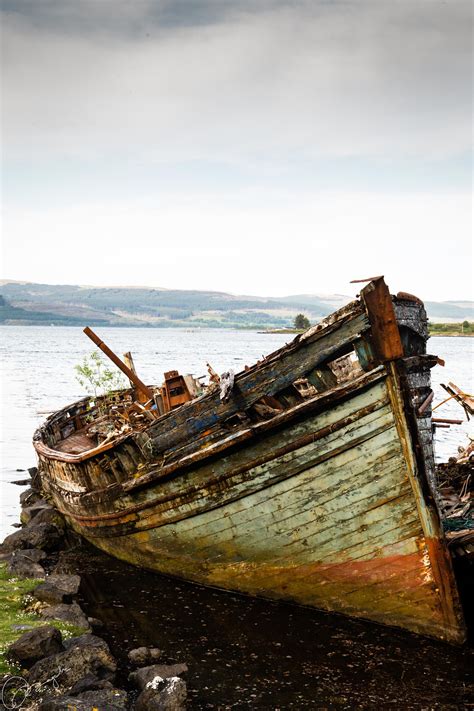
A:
[265,323,474,337]
[0,564,86,675]
[429,322,473,337]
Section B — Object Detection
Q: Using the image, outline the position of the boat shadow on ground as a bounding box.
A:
[65,544,474,710]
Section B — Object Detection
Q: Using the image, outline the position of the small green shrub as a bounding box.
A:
[74,350,127,397]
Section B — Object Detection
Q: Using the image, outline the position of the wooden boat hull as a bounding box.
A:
[38,370,465,643]
[34,280,467,643]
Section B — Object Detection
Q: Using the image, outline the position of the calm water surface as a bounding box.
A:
[1,327,473,708]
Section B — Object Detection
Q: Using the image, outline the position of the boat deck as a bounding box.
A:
[54,431,97,455]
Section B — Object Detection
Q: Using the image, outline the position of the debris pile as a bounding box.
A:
[438,456,474,559]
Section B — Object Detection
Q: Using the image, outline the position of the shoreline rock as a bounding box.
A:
[1,465,188,710]
[40,601,91,630]
[34,573,81,604]
[128,646,162,667]
[129,663,188,691]
[28,634,117,688]
[7,626,64,667]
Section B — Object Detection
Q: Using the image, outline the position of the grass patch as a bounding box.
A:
[429,321,474,336]
[0,564,87,675]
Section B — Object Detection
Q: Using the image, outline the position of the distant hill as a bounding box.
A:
[0,281,472,328]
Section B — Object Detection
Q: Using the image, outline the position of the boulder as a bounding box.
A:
[129,663,188,691]
[34,574,81,604]
[69,674,114,695]
[135,676,187,711]
[8,554,45,579]
[11,547,47,563]
[21,503,65,529]
[28,466,42,492]
[20,502,49,525]
[1,522,62,553]
[7,626,64,667]
[88,616,104,630]
[38,691,127,711]
[128,646,162,667]
[40,602,90,630]
[33,507,65,529]
[28,634,116,689]
[38,697,90,710]
[77,688,129,709]
[19,488,44,508]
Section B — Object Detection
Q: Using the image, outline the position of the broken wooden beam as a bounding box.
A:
[83,327,154,401]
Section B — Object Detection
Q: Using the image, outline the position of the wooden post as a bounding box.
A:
[123,351,149,404]
[360,277,404,362]
[83,327,154,401]
[123,352,137,380]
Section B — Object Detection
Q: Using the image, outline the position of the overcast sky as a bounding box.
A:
[1,0,472,300]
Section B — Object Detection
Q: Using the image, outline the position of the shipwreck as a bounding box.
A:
[33,277,469,643]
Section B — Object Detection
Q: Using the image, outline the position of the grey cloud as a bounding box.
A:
[0,0,298,36]
[1,0,471,167]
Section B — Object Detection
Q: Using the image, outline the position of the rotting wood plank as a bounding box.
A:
[64,404,391,525]
[123,367,386,495]
[384,357,464,643]
[59,386,396,527]
[199,482,412,563]
[250,482,418,563]
[135,311,370,458]
[191,435,405,547]
[67,418,396,534]
[360,278,403,362]
[81,426,406,546]
[149,448,406,559]
[191,438,403,550]
[184,451,404,546]
[57,372,387,511]
[169,410,401,537]
[259,544,427,600]
[266,516,421,576]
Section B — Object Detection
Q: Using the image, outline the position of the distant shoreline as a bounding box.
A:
[429,333,474,338]
[1,322,473,337]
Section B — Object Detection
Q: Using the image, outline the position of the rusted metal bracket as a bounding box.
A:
[359,277,404,362]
